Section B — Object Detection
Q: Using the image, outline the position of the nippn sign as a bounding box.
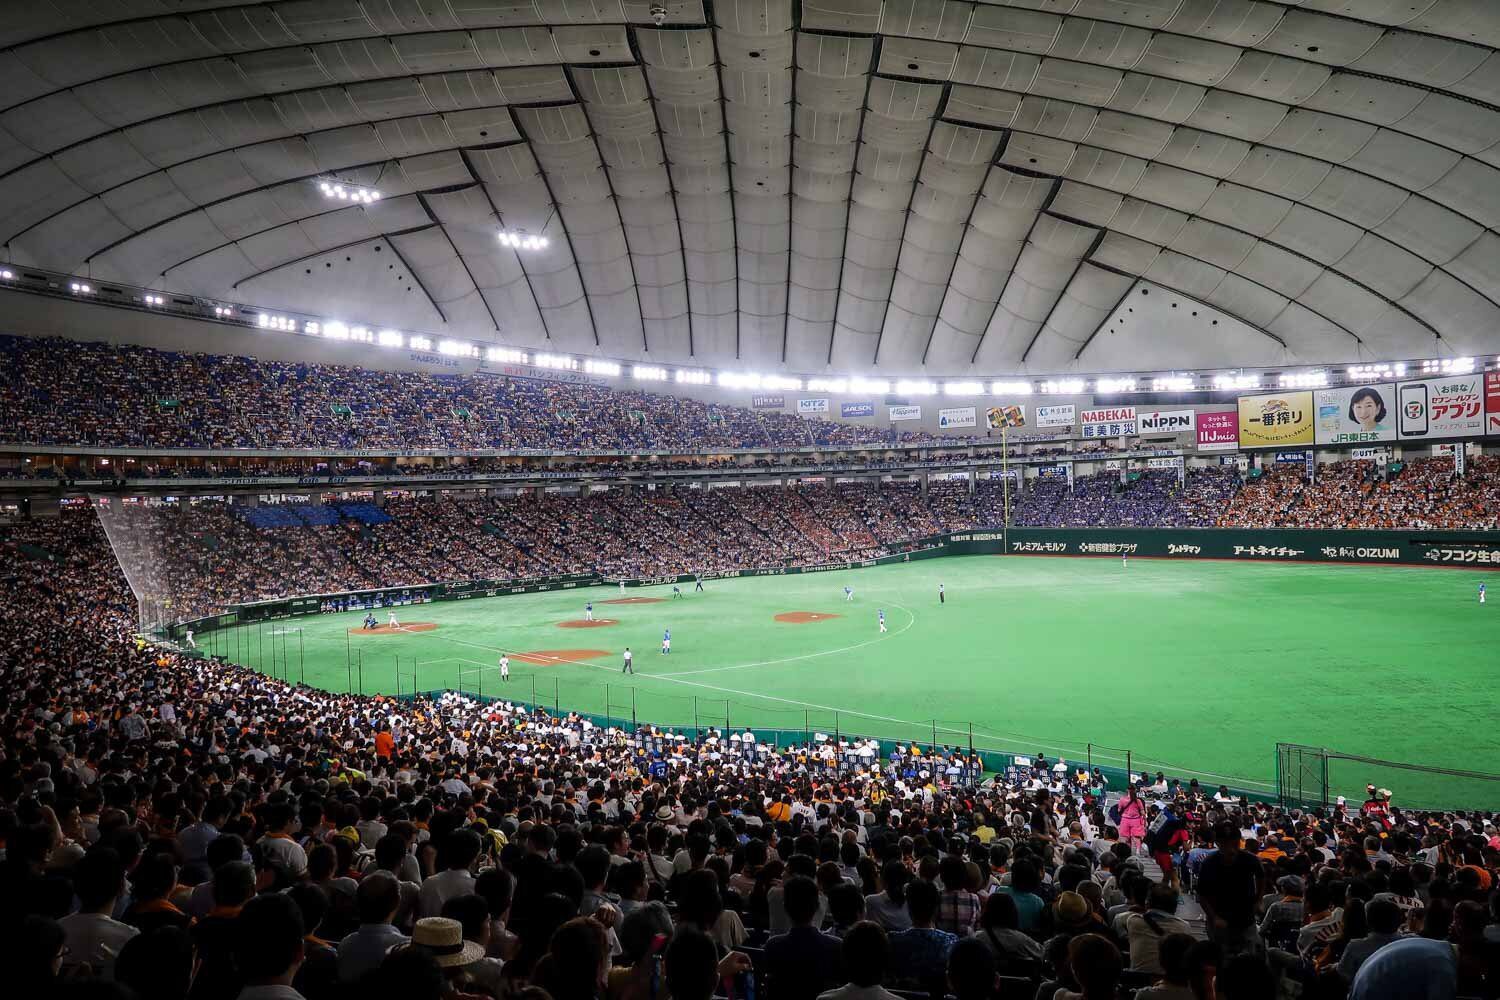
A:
[1136,409,1194,434]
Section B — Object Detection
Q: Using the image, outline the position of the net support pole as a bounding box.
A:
[605,684,611,728]
[553,678,559,717]
[693,697,699,738]
[299,631,305,686]
[631,688,637,728]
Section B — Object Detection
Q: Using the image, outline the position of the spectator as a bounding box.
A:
[765,875,844,1000]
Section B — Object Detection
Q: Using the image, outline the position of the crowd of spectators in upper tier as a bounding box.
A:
[0,336,956,453]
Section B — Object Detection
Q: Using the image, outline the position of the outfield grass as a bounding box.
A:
[201,556,1500,808]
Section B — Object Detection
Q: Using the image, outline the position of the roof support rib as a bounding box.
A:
[969,174,1060,365]
[1020,228,1105,363]
[228,224,435,289]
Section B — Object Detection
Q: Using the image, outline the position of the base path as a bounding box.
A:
[556,618,619,628]
[601,597,666,605]
[348,622,438,635]
[512,649,610,666]
[774,611,842,624]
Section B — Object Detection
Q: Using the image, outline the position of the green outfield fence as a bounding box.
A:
[162,524,1500,810]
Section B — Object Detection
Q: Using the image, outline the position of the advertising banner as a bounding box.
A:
[1314,384,1396,444]
[1196,411,1238,451]
[1349,447,1388,462]
[938,406,977,429]
[1137,409,1194,435]
[1484,372,1500,435]
[840,402,874,418]
[1035,404,1075,428]
[797,398,829,414]
[985,404,1026,429]
[888,405,922,421]
[752,394,785,409]
[1237,391,1313,448]
[1146,457,1181,469]
[1080,406,1137,438]
[1275,451,1309,463]
[1037,464,1069,479]
[1393,375,1484,439]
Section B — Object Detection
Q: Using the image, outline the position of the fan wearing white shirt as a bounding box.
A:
[418,828,483,918]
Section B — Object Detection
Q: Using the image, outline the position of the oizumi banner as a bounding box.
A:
[1237,391,1314,448]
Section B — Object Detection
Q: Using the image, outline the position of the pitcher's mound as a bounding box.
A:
[774,612,842,624]
[349,622,438,635]
[602,597,665,605]
[557,618,619,628]
[513,649,610,666]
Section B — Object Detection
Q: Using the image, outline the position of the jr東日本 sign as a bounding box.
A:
[797,398,829,414]
[751,394,785,409]
[986,405,1026,429]
[888,405,922,421]
[1035,404,1075,428]
[1394,375,1484,439]
[1314,384,1396,444]
[1079,407,1136,438]
[1196,411,1237,451]
[1137,409,1194,435]
[840,402,874,418]
[1237,391,1313,448]
[938,407,977,429]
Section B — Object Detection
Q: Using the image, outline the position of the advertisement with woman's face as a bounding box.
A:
[1315,384,1396,444]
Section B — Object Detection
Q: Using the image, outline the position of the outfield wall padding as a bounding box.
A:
[950,527,1500,565]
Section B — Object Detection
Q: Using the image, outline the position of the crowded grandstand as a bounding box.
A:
[6,3,1500,1000]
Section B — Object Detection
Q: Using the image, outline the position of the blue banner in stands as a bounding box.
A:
[840,402,874,417]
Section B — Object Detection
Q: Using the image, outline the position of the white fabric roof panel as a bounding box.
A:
[2,1,1498,371]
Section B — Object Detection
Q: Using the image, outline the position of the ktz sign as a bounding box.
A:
[797,398,830,414]
[1137,409,1193,434]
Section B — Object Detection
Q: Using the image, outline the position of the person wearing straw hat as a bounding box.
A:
[400,917,487,995]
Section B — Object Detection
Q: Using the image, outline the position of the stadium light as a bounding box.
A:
[943,381,984,396]
[143,293,166,306]
[763,374,803,391]
[1212,373,1260,391]
[1422,357,1474,375]
[632,365,668,381]
[486,346,526,363]
[498,231,549,251]
[319,180,380,204]
[409,335,432,351]
[69,281,92,294]
[848,377,889,395]
[990,380,1033,395]
[1152,376,1194,392]
[718,371,763,389]
[895,380,937,396]
[1095,377,1136,394]
[1039,379,1085,394]
[806,378,847,393]
[675,369,712,385]
[535,353,578,370]
[378,330,405,347]
[439,339,479,358]
[0,268,13,280]
[584,359,620,377]
[1279,370,1328,389]
[257,313,295,331]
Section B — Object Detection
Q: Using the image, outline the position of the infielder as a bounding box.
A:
[661,628,671,654]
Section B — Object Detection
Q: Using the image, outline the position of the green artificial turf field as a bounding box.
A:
[199,556,1500,808]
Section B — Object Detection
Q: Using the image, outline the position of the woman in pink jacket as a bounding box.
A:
[1116,784,1147,855]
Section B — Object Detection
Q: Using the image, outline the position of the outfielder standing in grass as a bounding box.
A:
[499,653,510,683]
[622,647,633,674]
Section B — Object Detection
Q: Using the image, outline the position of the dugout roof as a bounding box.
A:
[3,1,1500,374]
